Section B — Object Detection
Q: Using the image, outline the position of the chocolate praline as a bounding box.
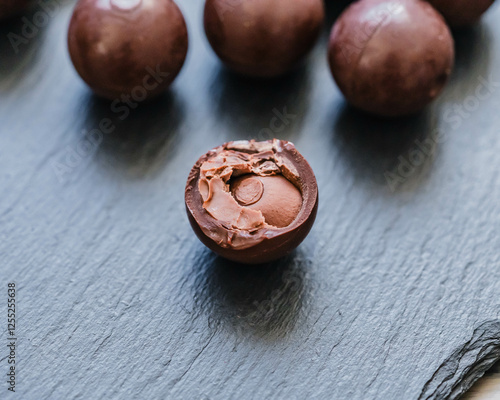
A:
[328,0,454,117]
[204,0,325,77]
[427,0,496,27]
[68,0,188,100]
[185,140,318,264]
[0,0,31,19]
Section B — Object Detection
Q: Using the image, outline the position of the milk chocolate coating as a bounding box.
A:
[0,0,31,19]
[68,0,188,100]
[427,0,496,27]
[203,0,325,77]
[185,140,318,264]
[328,0,454,117]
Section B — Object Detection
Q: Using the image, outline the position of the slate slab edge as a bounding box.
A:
[420,321,500,399]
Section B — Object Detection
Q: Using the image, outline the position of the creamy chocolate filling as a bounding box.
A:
[198,141,303,233]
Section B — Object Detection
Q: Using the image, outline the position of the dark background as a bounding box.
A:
[1,0,500,399]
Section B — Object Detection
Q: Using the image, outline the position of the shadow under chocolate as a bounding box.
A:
[446,24,493,101]
[82,90,185,179]
[0,7,48,89]
[191,249,309,341]
[208,64,313,142]
[332,105,439,191]
[324,0,353,28]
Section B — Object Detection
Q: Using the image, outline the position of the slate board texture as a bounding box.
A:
[1,1,500,399]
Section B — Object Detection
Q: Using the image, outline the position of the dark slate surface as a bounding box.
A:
[1,1,500,399]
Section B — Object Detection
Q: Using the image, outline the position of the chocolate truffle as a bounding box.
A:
[0,0,31,19]
[328,0,454,117]
[68,0,188,100]
[427,0,496,27]
[185,140,318,264]
[203,0,325,77]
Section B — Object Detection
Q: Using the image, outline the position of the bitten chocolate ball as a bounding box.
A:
[185,140,318,264]
[328,0,454,117]
[68,0,188,100]
[204,0,325,77]
[427,0,496,27]
[0,0,30,19]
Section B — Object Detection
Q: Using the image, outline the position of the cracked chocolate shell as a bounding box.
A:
[185,140,318,264]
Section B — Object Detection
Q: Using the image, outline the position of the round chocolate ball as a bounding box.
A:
[328,0,454,117]
[68,0,188,100]
[185,140,318,264]
[427,0,496,27]
[204,0,325,77]
[0,0,31,19]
